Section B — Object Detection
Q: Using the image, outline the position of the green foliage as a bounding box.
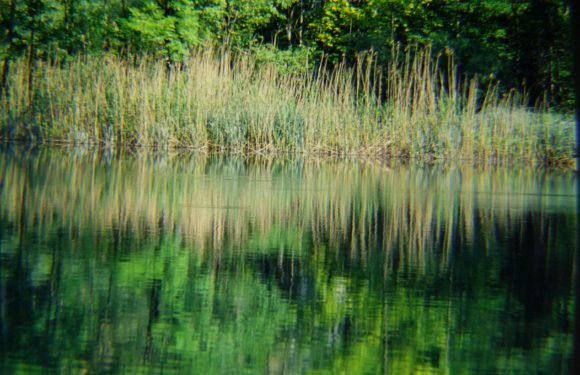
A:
[251,43,312,74]
[217,0,283,47]
[125,0,202,61]
[307,0,362,60]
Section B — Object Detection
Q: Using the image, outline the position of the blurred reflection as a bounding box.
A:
[0,147,576,374]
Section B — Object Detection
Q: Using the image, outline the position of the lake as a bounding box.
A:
[0,147,576,374]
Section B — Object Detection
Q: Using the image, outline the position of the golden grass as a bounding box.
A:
[0,47,575,164]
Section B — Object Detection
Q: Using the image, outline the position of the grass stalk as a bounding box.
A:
[0,48,574,165]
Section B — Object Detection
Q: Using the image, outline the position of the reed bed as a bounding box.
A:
[0,48,575,164]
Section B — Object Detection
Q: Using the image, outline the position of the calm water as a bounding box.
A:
[0,147,576,374]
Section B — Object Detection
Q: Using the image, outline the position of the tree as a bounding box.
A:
[124,0,202,62]
[307,0,362,61]
[0,0,16,98]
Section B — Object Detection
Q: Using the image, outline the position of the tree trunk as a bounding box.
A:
[0,0,17,100]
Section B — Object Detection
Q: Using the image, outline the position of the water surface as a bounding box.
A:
[0,147,576,374]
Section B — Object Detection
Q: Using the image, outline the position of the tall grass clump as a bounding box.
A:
[0,47,574,164]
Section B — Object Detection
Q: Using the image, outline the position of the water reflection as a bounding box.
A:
[0,147,576,374]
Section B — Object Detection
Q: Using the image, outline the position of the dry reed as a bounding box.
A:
[0,48,574,164]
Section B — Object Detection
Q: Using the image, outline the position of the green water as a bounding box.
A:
[0,147,576,374]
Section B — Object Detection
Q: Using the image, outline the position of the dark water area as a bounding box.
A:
[0,147,576,374]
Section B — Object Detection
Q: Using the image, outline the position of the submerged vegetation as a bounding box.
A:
[0,48,575,164]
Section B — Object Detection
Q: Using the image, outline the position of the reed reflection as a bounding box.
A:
[0,147,575,374]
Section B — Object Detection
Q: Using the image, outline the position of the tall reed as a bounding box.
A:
[0,48,574,164]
